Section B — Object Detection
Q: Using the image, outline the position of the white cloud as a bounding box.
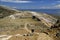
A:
[12,1,31,3]
[1,0,32,3]
[39,4,60,9]
[54,4,60,8]
[39,6,51,9]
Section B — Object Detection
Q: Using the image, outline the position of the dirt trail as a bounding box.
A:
[24,23,40,34]
[0,35,12,40]
[24,23,32,33]
[0,34,23,40]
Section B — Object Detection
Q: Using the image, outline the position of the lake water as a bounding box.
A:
[17,9,60,16]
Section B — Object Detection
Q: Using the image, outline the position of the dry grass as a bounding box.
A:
[9,33,38,40]
[0,11,60,40]
[0,17,41,35]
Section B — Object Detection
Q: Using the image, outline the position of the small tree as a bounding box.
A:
[31,29,34,33]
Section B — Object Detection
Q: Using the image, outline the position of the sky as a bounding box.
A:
[0,0,60,9]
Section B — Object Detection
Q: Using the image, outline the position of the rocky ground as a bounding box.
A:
[0,6,60,40]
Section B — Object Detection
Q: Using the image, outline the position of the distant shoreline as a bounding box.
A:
[16,9,60,16]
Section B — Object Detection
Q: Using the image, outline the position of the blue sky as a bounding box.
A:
[0,0,60,9]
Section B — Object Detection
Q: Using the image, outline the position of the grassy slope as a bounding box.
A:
[0,6,60,40]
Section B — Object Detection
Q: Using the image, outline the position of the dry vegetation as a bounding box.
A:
[0,6,60,40]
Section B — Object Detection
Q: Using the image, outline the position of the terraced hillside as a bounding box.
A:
[0,6,60,40]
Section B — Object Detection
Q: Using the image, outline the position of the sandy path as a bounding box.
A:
[0,35,12,40]
[24,23,32,33]
[0,34,23,40]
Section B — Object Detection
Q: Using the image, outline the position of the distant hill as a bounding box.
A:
[0,6,16,18]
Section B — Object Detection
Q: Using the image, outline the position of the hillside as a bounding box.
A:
[0,6,60,40]
[0,6,17,18]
